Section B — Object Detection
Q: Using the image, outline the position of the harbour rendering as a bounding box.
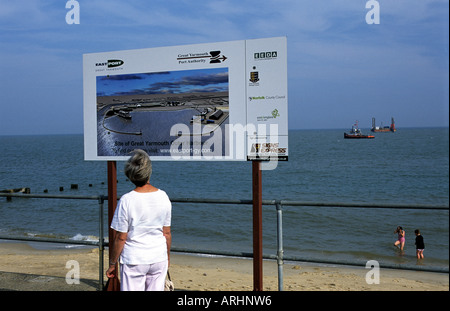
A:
[96,91,229,156]
[97,91,229,136]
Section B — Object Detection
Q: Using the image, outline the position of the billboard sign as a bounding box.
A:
[83,37,288,161]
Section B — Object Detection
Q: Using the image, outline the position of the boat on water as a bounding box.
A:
[344,121,375,139]
[371,117,396,132]
[116,110,132,120]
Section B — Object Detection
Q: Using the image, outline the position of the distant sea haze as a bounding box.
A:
[0,128,448,270]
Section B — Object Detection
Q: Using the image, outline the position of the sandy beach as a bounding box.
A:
[0,242,448,291]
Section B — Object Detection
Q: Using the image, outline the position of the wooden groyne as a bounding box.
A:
[0,188,30,201]
[0,187,30,194]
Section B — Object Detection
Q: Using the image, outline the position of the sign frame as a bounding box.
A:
[83,37,288,161]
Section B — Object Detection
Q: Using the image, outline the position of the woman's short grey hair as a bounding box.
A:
[124,149,152,187]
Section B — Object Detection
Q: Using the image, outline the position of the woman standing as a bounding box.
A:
[106,149,172,291]
[394,226,405,251]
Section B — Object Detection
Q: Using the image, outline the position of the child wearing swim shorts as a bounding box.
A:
[415,229,425,259]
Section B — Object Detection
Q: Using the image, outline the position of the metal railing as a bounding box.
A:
[0,193,107,291]
[1,193,448,291]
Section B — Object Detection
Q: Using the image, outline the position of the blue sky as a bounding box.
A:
[0,0,448,135]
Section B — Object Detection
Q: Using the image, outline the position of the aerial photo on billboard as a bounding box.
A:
[96,67,229,158]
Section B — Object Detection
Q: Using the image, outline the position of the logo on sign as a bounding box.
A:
[257,109,281,122]
[254,51,277,60]
[107,59,124,68]
[249,71,259,83]
[251,143,286,155]
[95,59,124,68]
[177,51,227,64]
[272,109,280,118]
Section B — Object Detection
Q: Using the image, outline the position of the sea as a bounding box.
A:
[0,128,448,271]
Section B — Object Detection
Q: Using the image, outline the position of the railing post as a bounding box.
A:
[276,201,284,291]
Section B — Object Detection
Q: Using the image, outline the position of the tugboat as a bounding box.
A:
[344,121,375,139]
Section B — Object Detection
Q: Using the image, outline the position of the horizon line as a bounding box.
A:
[1,125,449,137]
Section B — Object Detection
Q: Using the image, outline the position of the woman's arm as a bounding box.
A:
[106,230,127,278]
[163,226,172,266]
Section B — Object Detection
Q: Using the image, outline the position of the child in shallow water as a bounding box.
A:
[394,226,405,251]
[415,229,425,259]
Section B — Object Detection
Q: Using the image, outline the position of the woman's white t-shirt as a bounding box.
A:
[110,189,172,265]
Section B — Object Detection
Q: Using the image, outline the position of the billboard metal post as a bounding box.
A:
[107,161,118,290]
[252,160,263,291]
[107,161,117,245]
